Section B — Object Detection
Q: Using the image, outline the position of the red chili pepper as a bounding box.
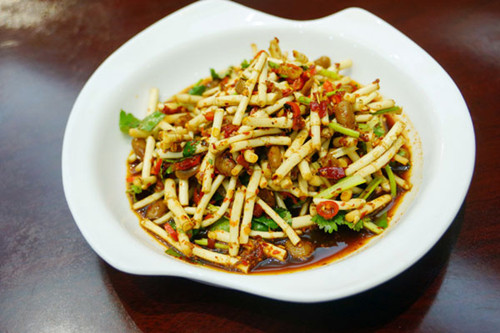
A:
[126,176,135,183]
[221,124,240,138]
[150,159,162,175]
[204,110,215,121]
[164,223,178,242]
[332,94,342,104]
[207,238,216,249]
[192,187,204,205]
[285,101,304,131]
[323,80,334,93]
[290,77,304,91]
[306,65,316,77]
[316,201,339,219]
[162,105,187,115]
[317,167,346,181]
[253,204,264,217]
[310,100,328,118]
[174,155,202,171]
[236,153,250,169]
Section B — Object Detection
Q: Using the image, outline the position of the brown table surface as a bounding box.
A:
[1,0,499,332]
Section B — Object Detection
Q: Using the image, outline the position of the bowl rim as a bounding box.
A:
[62,0,475,302]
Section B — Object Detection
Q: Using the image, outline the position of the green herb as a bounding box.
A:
[372,106,402,115]
[210,68,230,80]
[362,219,384,234]
[252,207,292,231]
[209,216,230,232]
[300,65,309,71]
[298,96,311,105]
[194,238,229,250]
[384,165,397,197]
[187,228,199,240]
[373,124,385,137]
[252,215,279,230]
[313,212,364,233]
[351,219,364,232]
[165,164,174,175]
[182,140,198,157]
[276,207,292,224]
[359,141,367,155]
[119,110,140,134]
[165,248,184,258]
[206,204,220,214]
[188,80,207,96]
[325,88,345,97]
[312,213,344,233]
[328,122,360,138]
[168,219,177,230]
[241,59,250,69]
[210,68,221,80]
[318,69,340,80]
[358,123,370,131]
[138,111,165,132]
[397,148,408,158]
[315,174,366,199]
[128,184,143,194]
[374,212,388,229]
[251,221,270,231]
[360,176,383,200]
[268,61,279,69]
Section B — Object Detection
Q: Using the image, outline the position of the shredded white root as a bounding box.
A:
[345,194,392,223]
[239,167,262,244]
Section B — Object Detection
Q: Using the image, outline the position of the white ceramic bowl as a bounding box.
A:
[62,0,475,302]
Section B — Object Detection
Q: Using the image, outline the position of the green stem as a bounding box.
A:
[315,174,366,199]
[328,122,360,138]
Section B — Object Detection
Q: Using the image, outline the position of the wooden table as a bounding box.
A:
[1,0,498,332]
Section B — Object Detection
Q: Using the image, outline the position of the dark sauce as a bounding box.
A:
[252,228,373,274]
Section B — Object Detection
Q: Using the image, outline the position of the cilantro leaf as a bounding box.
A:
[251,221,270,231]
[138,111,165,132]
[312,212,364,233]
[252,208,292,231]
[253,215,279,230]
[119,110,140,133]
[188,81,207,96]
[241,59,250,69]
[182,140,198,157]
[312,213,339,233]
[210,68,221,80]
[210,68,231,80]
[374,212,388,229]
[350,219,365,232]
[276,207,292,225]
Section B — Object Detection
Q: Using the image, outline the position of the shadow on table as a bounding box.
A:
[104,205,465,333]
